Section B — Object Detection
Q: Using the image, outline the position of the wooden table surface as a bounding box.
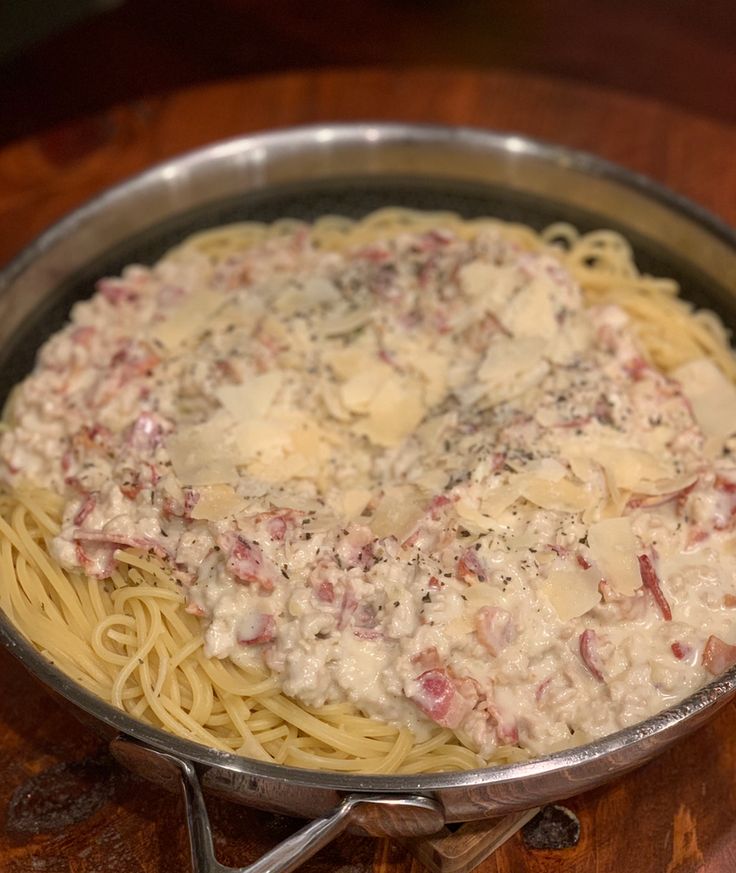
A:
[2,68,736,873]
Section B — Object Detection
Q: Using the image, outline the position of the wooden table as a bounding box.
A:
[2,68,736,873]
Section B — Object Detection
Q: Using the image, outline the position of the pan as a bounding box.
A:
[2,123,736,873]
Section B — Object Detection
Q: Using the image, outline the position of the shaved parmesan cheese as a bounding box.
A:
[455,497,496,532]
[191,485,245,520]
[477,337,549,405]
[166,421,240,485]
[324,345,374,382]
[479,484,521,518]
[595,445,671,491]
[673,357,736,451]
[588,517,641,595]
[355,377,426,447]
[370,485,428,540]
[216,372,282,421]
[321,307,373,337]
[542,564,601,621]
[338,488,373,521]
[340,362,393,413]
[150,290,225,349]
[458,261,516,310]
[501,278,558,339]
[520,476,591,513]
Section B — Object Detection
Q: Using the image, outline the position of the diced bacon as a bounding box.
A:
[486,701,519,745]
[183,489,199,517]
[428,575,441,590]
[120,479,142,500]
[338,584,358,629]
[623,356,650,381]
[454,675,483,708]
[411,647,442,673]
[224,537,275,594]
[338,525,374,568]
[638,554,672,621]
[75,540,114,577]
[629,481,697,511]
[353,628,383,640]
[72,424,113,455]
[357,244,392,264]
[685,528,709,550]
[418,228,453,250]
[71,325,96,347]
[576,554,591,570]
[73,493,96,526]
[579,629,605,682]
[702,635,736,676]
[410,669,473,729]
[98,278,138,305]
[553,415,592,430]
[723,594,736,608]
[126,412,165,452]
[535,676,553,702]
[266,516,288,541]
[456,548,487,583]
[185,602,205,617]
[429,495,453,520]
[315,581,335,603]
[353,602,378,628]
[594,395,615,426]
[73,529,172,562]
[671,641,692,660]
[475,606,517,656]
[238,614,276,646]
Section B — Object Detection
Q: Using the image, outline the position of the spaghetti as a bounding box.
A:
[2,210,736,774]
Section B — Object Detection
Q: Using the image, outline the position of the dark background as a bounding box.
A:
[1,0,735,148]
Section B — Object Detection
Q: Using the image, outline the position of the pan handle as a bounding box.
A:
[111,737,444,873]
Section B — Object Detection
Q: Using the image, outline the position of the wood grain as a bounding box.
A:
[1,69,736,872]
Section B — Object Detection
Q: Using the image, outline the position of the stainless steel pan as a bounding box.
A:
[2,123,736,873]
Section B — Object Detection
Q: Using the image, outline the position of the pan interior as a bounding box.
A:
[2,173,734,403]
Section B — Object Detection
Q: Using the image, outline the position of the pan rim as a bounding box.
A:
[2,120,736,794]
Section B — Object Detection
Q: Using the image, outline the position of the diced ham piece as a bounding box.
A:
[238,614,276,646]
[315,581,335,603]
[353,602,378,628]
[126,412,165,452]
[338,584,358,629]
[456,548,487,583]
[338,525,374,569]
[410,669,473,729]
[671,641,692,660]
[71,325,96,347]
[638,554,672,621]
[702,635,736,676]
[579,629,605,682]
[224,536,275,594]
[429,495,452,520]
[486,701,519,745]
[353,628,383,640]
[98,278,138,305]
[73,529,172,562]
[266,515,288,541]
[535,676,553,702]
[411,647,442,673]
[75,540,116,578]
[73,493,96,526]
[475,606,517,656]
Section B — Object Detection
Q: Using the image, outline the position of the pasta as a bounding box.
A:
[1,209,735,774]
